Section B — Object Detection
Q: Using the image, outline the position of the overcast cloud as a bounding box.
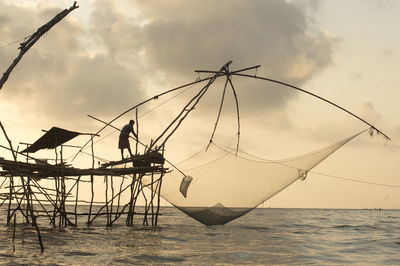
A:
[0,0,334,127]
[1,1,400,210]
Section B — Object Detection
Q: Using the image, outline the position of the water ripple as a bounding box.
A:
[0,207,399,265]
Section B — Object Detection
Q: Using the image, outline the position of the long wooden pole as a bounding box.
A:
[151,61,233,150]
[0,122,44,251]
[206,76,229,150]
[231,72,391,140]
[73,73,226,161]
[227,75,241,155]
[0,2,79,90]
[87,138,95,225]
[87,114,186,176]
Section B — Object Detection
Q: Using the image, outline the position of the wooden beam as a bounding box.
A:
[0,2,79,90]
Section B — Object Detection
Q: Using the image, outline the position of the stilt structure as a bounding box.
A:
[0,124,167,251]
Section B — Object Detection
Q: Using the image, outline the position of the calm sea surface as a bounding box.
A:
[0,207,399,265]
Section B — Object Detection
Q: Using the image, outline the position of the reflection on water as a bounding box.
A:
[0,207,399,265]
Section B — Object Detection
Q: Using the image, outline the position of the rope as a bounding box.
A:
[0,37,29,49]
[231,73,391,141]
[389,140,400,150]
[311,171,400,189]
[67,81,200,161]
[213,138,400,189]
[71,73,220,161]
[215,128,367,163]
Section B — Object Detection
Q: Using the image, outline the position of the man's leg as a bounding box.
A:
[120,149,124,160]
[127,147,133,158]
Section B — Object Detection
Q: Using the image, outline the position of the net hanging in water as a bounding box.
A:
[93,62,387,226]
[142,131,362,226]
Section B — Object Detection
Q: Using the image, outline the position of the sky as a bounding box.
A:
[0,0,399,209]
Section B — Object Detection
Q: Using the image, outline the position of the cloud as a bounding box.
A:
[350,72,363,81]
[0,1,146,127]
[382,48,395,57]
[136,0,332,79]
[128,0,334,113]
[364,0,395,9]
[0,0,335,130]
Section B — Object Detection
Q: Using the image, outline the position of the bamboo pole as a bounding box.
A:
[135,108,139,155]
[110,175,115,226]
[227,75,241,155]
[29,186,53,222]
[87,114,184,176]
[73,75,224,161]
[89,180,133,224]
[0,2,79,90]
[20,176,31,225]
[206,76,229,151]
[151,173,155,226]
[7,176,14,226]
[154,146,165,226]
[115,174,125,220]
[231,72,390,140]
[105,175,110,226]
[0,122,44,251]
[60,145,67,227]
[126,175,136,226]
[150,79,215,150]
[74,176,81,226]
[0,124,29,224]
[87,138,95,225]
[53,145,59,226]
[141,180,149,226]
[155,174,163,226]
[12,213,16,252]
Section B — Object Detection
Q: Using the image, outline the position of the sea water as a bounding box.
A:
[0,207,399,265]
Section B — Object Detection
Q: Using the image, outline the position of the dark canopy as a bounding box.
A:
[22,127,82,153]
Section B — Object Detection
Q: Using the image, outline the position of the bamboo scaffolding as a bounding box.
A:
[0,122,44,251]
[0,116,167,250]
[0,0,170,253]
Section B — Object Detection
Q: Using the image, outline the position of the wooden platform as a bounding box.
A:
[0,153,167,179]
[100,151,165,168]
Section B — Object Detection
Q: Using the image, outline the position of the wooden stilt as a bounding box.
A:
[87,137,95,226]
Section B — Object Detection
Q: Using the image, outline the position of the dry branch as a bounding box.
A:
[0,2,79,90]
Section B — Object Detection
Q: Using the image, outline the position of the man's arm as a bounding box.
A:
[131,127,138,139]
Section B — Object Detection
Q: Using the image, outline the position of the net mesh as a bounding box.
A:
[151,132,360,225]
[109,74,369,226]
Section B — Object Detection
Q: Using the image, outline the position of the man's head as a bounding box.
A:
[129,119,135,125]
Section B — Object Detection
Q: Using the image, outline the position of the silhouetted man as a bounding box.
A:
[119,120,138,159]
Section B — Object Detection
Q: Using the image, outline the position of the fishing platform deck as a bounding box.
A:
[0,125,168,251]
[0,153,167,179]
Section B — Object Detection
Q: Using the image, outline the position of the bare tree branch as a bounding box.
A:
[0,1,79,90]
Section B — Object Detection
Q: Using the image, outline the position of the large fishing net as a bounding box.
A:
[94,63,381,226]
[153,133,360,225]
